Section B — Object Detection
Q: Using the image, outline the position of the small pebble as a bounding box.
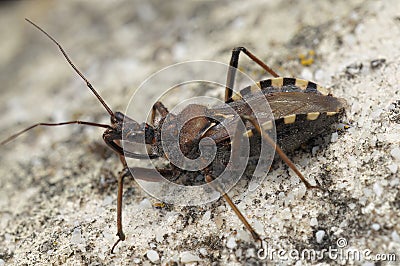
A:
[102,196,113,206]
[391,231,400,243]
[172,43,187,61]
[312,146,319,155]
[139,198,153,209]
[294,260,303,266]
[226,236,237,249]
[278,192,285,201]
[361,262,375,266]
[387,164,398,174]
[390,178,399,186]
[0,259,4,266]
[70,228,82,244]
[371,223,380,231]
[331,132,338,142]
[310,217,318,227]
[316,230,325,243]
[253,220,264,234]
[301,68,313,80]
[248,180,259,192]
[214,216,224,229]
[245,248,255,258]
[199,247,207,256]
[373,183,383,197]
[180,251,201,263]
[155,228,164,242]
[371,109,383,119]
[237,229,251,242]
[295,185,307,199]
[202,210,211,222]
[390,147,400,161]
[235,248,243,258]
[363,188,372,197]
[146,250,160,263]
[314,69,326,82]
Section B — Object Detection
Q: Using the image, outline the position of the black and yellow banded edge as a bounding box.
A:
[243,110,340,137]
[231,77,329,101]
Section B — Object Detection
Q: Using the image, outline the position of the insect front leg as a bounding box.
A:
[101,130,149,253]
[111,155,130,253]
[104,128,178,252]
[225,47,280,102]
[111,162,178,252]
[150,101,169,126]
[103,129,158,159]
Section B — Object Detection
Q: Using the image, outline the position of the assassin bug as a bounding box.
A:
[1,19,346,253]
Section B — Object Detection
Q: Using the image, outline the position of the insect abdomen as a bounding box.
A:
[228,77,347,152]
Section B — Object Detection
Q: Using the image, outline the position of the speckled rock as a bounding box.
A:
[0,0,399,265]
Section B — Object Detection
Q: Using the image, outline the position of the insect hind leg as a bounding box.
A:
[240,115,323,191]
[225,47,280,102]
[1,121,111,145]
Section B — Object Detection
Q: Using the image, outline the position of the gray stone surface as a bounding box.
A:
[0,0,399,265]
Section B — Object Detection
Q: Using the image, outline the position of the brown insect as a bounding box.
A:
[1,19,346,253]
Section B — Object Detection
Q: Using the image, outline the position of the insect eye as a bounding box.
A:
[114,112,125,121]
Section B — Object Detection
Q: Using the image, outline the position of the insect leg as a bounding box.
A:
[241,115,322,190]
[1,121,111,145]
[150,101,169,125]
[103,130,159,159]
[111,161,177,252]
[201,119,263,248]
[225,47,280,102]
[204,174,263,249]
[111,155,130,253]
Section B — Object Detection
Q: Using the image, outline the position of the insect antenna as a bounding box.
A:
[24,18,115,118]
[1,19,116,145]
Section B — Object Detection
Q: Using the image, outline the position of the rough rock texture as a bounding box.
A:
[0,0,399,265]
